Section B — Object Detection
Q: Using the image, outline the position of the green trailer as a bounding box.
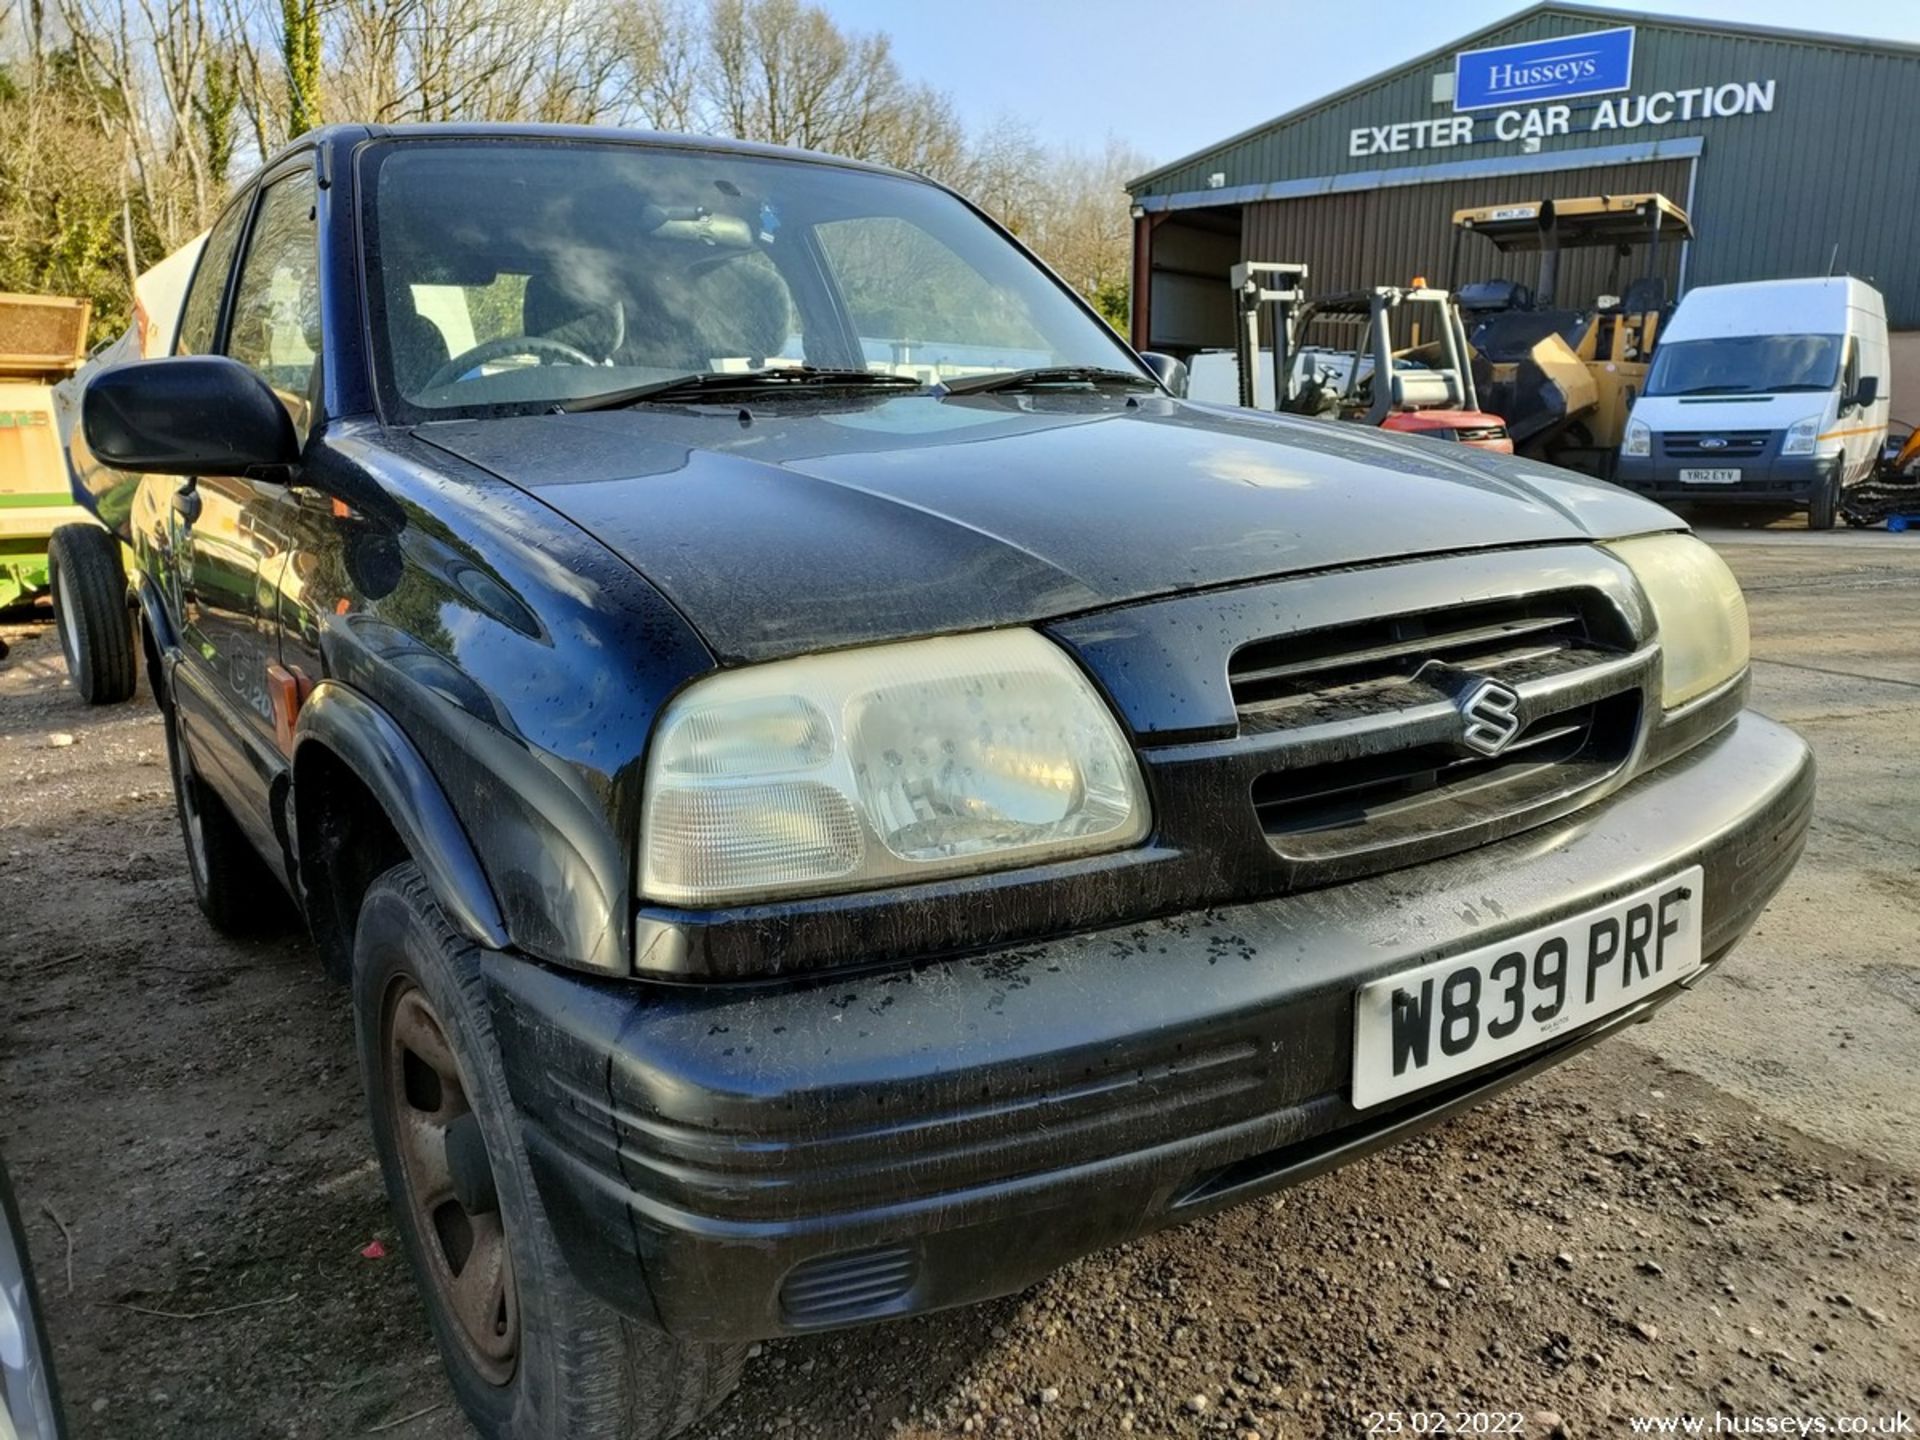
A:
[0,292,95,609]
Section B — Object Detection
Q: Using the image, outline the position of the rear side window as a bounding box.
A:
[175,197,251,356]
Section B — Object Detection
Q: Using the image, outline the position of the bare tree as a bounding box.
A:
[5,0,1148,335]
[958,115,1048,234]
[0,59,150,337]
[612,0,701,132]
[602,0,968,176]
[215,0,288,159]
[1018,138,1149,325]
[56,0,221,247]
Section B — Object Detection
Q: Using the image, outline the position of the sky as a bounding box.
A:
[816,0,1920,170]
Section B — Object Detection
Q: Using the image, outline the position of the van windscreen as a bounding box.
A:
[1644,334,1842,397]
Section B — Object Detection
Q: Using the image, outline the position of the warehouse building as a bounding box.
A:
[1126,4,1920,392]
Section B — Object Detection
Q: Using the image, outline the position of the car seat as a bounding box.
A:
[523,274,627,362]
[389,307,451,396]
[684,255,795,365]
[1457,278,1534,314]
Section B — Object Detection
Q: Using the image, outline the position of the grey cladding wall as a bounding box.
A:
[1245,157,1695,340]
[1133,8,1920,325]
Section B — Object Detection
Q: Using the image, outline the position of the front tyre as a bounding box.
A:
[352,865,744,1440]
[47,525,137,704]
[1808,472,1840,531]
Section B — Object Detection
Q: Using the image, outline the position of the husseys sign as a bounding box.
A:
[1455,26,1636,109]
[1349,26,1778,157]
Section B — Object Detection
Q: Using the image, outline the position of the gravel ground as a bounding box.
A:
[1,523,1916,1439]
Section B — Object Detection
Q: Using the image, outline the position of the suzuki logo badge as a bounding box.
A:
[1458,678,1523,757]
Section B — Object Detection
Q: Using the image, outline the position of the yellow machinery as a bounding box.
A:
[0,293,94,607]
[1448,194,1691,474]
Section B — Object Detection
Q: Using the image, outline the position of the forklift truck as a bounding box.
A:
[1229,261,1513,453]
[1448,193,1691,474]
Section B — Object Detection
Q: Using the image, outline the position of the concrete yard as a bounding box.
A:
[1,520,1915,1438]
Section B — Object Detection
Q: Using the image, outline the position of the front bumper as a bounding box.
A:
[486,712,1813,1343]
[1614,450,1839,504]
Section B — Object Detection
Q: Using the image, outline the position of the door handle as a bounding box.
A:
[172,480,202,526]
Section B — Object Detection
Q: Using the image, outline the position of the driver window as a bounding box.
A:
[175,198,251,357]
[1841,336,1860,403]
[224,169,320,446]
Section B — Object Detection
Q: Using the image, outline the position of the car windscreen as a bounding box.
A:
[1643,333,1843,397]
[360,139,1144,418]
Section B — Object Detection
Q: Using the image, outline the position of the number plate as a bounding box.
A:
[1678,467,1742,484]
[1351,868,1704,1110]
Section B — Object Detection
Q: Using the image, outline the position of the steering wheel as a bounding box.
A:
[424,334,598,390]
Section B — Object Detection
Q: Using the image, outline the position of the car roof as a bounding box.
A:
[267,121,919,185]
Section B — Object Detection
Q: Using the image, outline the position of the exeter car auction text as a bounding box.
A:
[1350,80,1777,157]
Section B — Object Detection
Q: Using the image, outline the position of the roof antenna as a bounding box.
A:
[1827,242,1840,277]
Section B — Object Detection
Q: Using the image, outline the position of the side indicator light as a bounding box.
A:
[267,663,312,752]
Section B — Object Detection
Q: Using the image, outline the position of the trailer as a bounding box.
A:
[35,231,206,699]
[0,293,95,609]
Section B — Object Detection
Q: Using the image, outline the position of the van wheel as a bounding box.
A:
[47,525,137,704]
[1808,473,1840,530]
[354,864,744,1440]
[161,698,291,935]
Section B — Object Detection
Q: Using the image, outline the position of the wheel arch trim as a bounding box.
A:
[133,570,176,654]
[292,681,510,951]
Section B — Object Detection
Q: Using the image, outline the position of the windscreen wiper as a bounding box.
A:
[557,366,922,413]
[937,365,1160,396]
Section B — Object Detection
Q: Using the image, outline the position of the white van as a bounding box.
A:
[1615,277,1889,528]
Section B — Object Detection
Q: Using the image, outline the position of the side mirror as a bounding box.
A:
[1139,351,1189,399]
[83,356,299,479]
[1852,375,1879,410]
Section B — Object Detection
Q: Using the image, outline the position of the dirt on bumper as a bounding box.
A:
[486,712,1813,1343]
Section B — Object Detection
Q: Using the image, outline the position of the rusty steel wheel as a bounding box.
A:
[383,981,520,1385]
[355,864,745,1438]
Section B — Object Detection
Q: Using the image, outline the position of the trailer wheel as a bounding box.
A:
[1808,475,1840,531]
[47,525,137,704]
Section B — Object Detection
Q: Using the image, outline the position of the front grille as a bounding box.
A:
[1252,692,1638,852]
[1227,591,1648,869]
[1230,593,1603,734]
[1661,430,1771,459]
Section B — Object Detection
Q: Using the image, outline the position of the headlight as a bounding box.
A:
[1622,417,1651,457]
[1606,533,1750,708]
[1781,415,1822,456]
[640,630,1150,905]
